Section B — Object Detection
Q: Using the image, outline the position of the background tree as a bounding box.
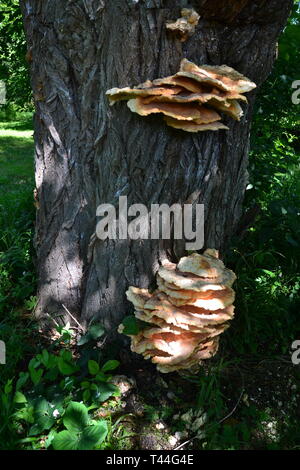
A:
[0,0,32,112]
[19,0,293,330]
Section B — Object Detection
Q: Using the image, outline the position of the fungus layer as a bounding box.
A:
[166,8,200,42]
[119,249,236,373]
[106,59,256,132]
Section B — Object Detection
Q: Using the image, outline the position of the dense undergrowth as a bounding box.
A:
[0,6,299,451]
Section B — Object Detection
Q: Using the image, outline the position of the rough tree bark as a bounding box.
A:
[20,0,292,330]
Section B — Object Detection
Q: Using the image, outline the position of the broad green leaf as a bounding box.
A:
[45,429,56,449]
[14,391,27,403]
[78,422,108,450]
[89,324,105,340]
[41,349,50,366]
[83,389,91,402]
[96,383,119,403]
[52,430,79,450]
[16,372,29,391]
[88,360,100,375]
[29,398,56,435]
[81,381,90,389]
[78,325,104,345]
[63,401,90,432]
[121,315,139,335]
[30,368,43,385]
[14,405,34,424]
[121,316,149,335]
[77,333,92,346]
[4,378,13,395]
[28,357,40,370]
[101,360,120,372]
[58,357,78,375]
[52,422,108,450]
[95,371,108,382]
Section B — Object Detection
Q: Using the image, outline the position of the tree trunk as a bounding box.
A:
[20,0,292,330]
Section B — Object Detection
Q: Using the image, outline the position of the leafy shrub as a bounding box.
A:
[0,323,121,450]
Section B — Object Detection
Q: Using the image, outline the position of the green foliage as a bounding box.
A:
[224,2,300,358]
[0,0,32,111]
[120,315,150,335]
[52,402,108,450]
[0,117,36,384]
[0,322,120,450]
[0,118,35,313]
[78,324,105,346]
[0,121,121,449]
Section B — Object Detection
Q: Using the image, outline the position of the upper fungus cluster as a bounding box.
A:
[165,8,201,42]
[106,59,256,133]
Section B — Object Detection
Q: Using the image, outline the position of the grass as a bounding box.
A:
[0,113,34,191]
[0,112,36,388]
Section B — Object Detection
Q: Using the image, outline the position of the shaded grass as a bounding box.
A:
[0,111,33,131]
[0,130,34,191]
[0,114,36,386]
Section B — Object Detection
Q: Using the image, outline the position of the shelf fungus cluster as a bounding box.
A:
[166,8,200,42]
[106,59,256,133]
[119,249,236,373]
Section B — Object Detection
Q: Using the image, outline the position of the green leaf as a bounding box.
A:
[52,422,108,450]
[29,398,56,436]
[286,234,299,247]
[52,430,79,450]
[63,401,90,433]
[96,383,119,403]
[79,422,108,450]
[78,325,105,346]
[28,357,40,370]
[45,366,59,381]
[14,391,27,403]
[81,381,90,389]
[41,349,50,366]
[14,405,34,424]
[101,360,120,372]
[95,371,108,382]
[77,333,92,346]
[45,429,56,449]
[261,269,276,278]
[30,368,43,385]
[88,360,100,375]
[83,389,91,402]
[4,378,13,395]
[89,324,105,340]
[58,357,78,376]
[16,372,29,391]
[121,316,140,335]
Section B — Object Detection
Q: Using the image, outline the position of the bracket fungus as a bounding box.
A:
[106,59,256,133]
[166,8,200,42]
[119,249,236,374]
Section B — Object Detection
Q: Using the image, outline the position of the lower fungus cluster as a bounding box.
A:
[119,249,236,373]
[106,59,256,133]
